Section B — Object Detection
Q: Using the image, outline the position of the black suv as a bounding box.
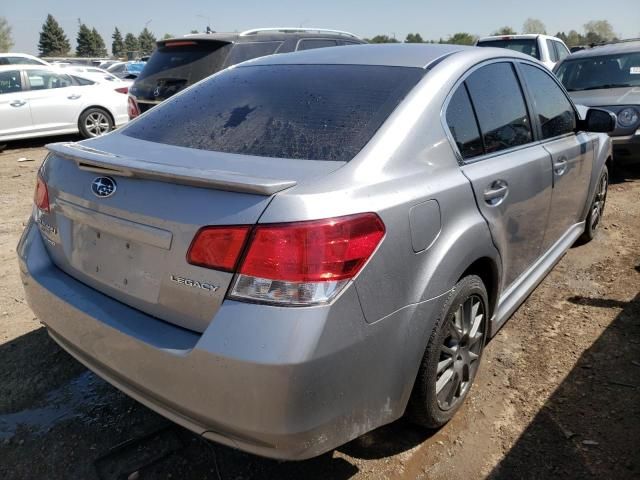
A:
[127,28,366,118]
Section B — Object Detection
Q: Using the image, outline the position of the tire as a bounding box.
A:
[407,275,489,428]
[78,108,114,138]
[580,165,608,243]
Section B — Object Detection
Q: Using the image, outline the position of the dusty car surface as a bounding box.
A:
[554,40,640,164]
[18,44,614,460]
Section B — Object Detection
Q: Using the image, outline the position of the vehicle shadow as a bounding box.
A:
[488,292,640,479]
[0,134,80,153]
[609,161,640,184]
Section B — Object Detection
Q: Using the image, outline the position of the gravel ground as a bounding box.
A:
[1,136,638,480]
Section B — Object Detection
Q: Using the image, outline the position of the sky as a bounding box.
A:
[3,0,639,55]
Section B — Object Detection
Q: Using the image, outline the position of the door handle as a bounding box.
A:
[483,180,509,206]
[10,100,27,107]
[67,94,82,100]
[553,157,568,176]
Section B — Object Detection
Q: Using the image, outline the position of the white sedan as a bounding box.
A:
[54,65,133,88]
[0,65,129,142]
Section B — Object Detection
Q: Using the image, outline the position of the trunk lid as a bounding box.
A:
[40,133,343,332]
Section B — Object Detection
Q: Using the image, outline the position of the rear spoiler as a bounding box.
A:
[46,142,297,196]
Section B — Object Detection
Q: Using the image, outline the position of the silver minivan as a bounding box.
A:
[18,44,614,459]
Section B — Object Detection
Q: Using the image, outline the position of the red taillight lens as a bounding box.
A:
[115,86,129,94]
[239,213,385,282]
[127,96,140,119]
[34,174,50,212]
[187,226,250,272]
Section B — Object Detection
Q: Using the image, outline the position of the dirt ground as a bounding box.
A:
[1,136,638,480]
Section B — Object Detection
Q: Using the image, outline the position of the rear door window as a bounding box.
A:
[465,62,533,154]
[297,39,339,51]
[519,64,576,139]
[25,70,73,90]
[123,64,425,162]
[554,41,570,61]
[225,42,283,66]
[446,85,483,160]
[0,70,22,94]
[546,39,559,62]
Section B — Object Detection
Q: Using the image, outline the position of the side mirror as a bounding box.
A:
[578,108,617,133]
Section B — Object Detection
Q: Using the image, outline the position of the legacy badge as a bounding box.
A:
[170,274,219,293]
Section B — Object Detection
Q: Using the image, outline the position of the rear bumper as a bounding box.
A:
[17,219,445,459]
[611,130,640,164]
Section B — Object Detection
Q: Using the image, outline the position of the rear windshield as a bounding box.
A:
[555,52,640,91]
[135,42,231,86]
[123,64,425,162]
[477,39,540,60]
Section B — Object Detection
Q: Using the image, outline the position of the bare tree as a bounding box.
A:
[522,18,547,34]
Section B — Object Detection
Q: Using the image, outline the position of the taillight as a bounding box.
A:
[34,174,50,212]
[231,213,385,305]
[127,96,140,119]
[115,86,129,94]
[187,226,250,272]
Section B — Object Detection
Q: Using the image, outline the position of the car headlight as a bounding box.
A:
[617,107,639,128]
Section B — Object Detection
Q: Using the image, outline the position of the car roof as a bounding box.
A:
[0,64,53,72]
[478,34,561,41]
[0,52,40,58]
[163,28,365,45]
[567,40,640,58]
[239,43,477,69]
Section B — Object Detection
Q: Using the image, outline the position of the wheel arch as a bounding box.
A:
[78,105,115,129]
[458,256,500,318]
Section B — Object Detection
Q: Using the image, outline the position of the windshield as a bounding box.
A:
[123,64,425,162]
[555,52,640,91]
[127,62,145,73]
[476,39,540,60]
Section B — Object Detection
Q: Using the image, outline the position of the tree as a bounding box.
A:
[138,27,156,55]
[76,23,94,57]
[366,35,399,43]
[91,28,107,56]
[522,18,546,34]
[124,33,139,54]
[584,20,615,42]
[405,33,424,43]
[162,33,174,40]
[112,27,124,57]
[38,14,71,56]
[492,26,517,35]
[190,29,199,34]
[446,32,477,45]
[0,17,13,52]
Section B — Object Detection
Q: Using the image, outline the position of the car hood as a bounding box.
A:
[568,86,640,108]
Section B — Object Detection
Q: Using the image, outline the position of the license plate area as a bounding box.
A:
[70,223,162,303]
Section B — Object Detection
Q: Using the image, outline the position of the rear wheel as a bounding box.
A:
[79,108,113,138]
[580,166,608,243]
[408,275,488,428]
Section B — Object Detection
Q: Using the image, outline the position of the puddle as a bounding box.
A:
[0,371,103,440]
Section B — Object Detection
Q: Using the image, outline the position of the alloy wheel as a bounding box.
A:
[590,171,608,232]
[84,112,111,137]
[436,294,485,411]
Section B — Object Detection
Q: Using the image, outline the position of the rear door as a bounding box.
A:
[449,61,553,289]
[0,69,33,139]
[24,69,84,132]
[517,62,593,250]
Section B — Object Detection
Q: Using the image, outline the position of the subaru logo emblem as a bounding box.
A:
[91,177,117,198]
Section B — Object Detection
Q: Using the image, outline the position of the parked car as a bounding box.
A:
[476,34,570,69]
[19,44,614,460]
[0,52,50,67]
[128,27,366,118]
[98,60,120,70]
[54,65,132,88]
[107,61,146,79]
[0,65,128,142]
[554,40,640,164]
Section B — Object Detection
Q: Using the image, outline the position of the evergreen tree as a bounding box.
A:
[91,28,107,56]
[0,17,13,52]
[124,33,139,54]
[112,27,124,57]
[38,14,71,56]
[138,27,156,55]
[76,23,94,57]
[405,33,424,43]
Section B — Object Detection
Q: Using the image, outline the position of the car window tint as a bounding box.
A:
[0,70,22,94]
[123,64,425,162]
[446,85,483,159]
[555,42,570,60]
[520,64,576,139]
[546,39,559,62]
[0,58,8,65]
[297,39,338,51]
[225,42,283,66]
[476,39,540,60]
[26,70,73,90]
[465,62,532,154]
